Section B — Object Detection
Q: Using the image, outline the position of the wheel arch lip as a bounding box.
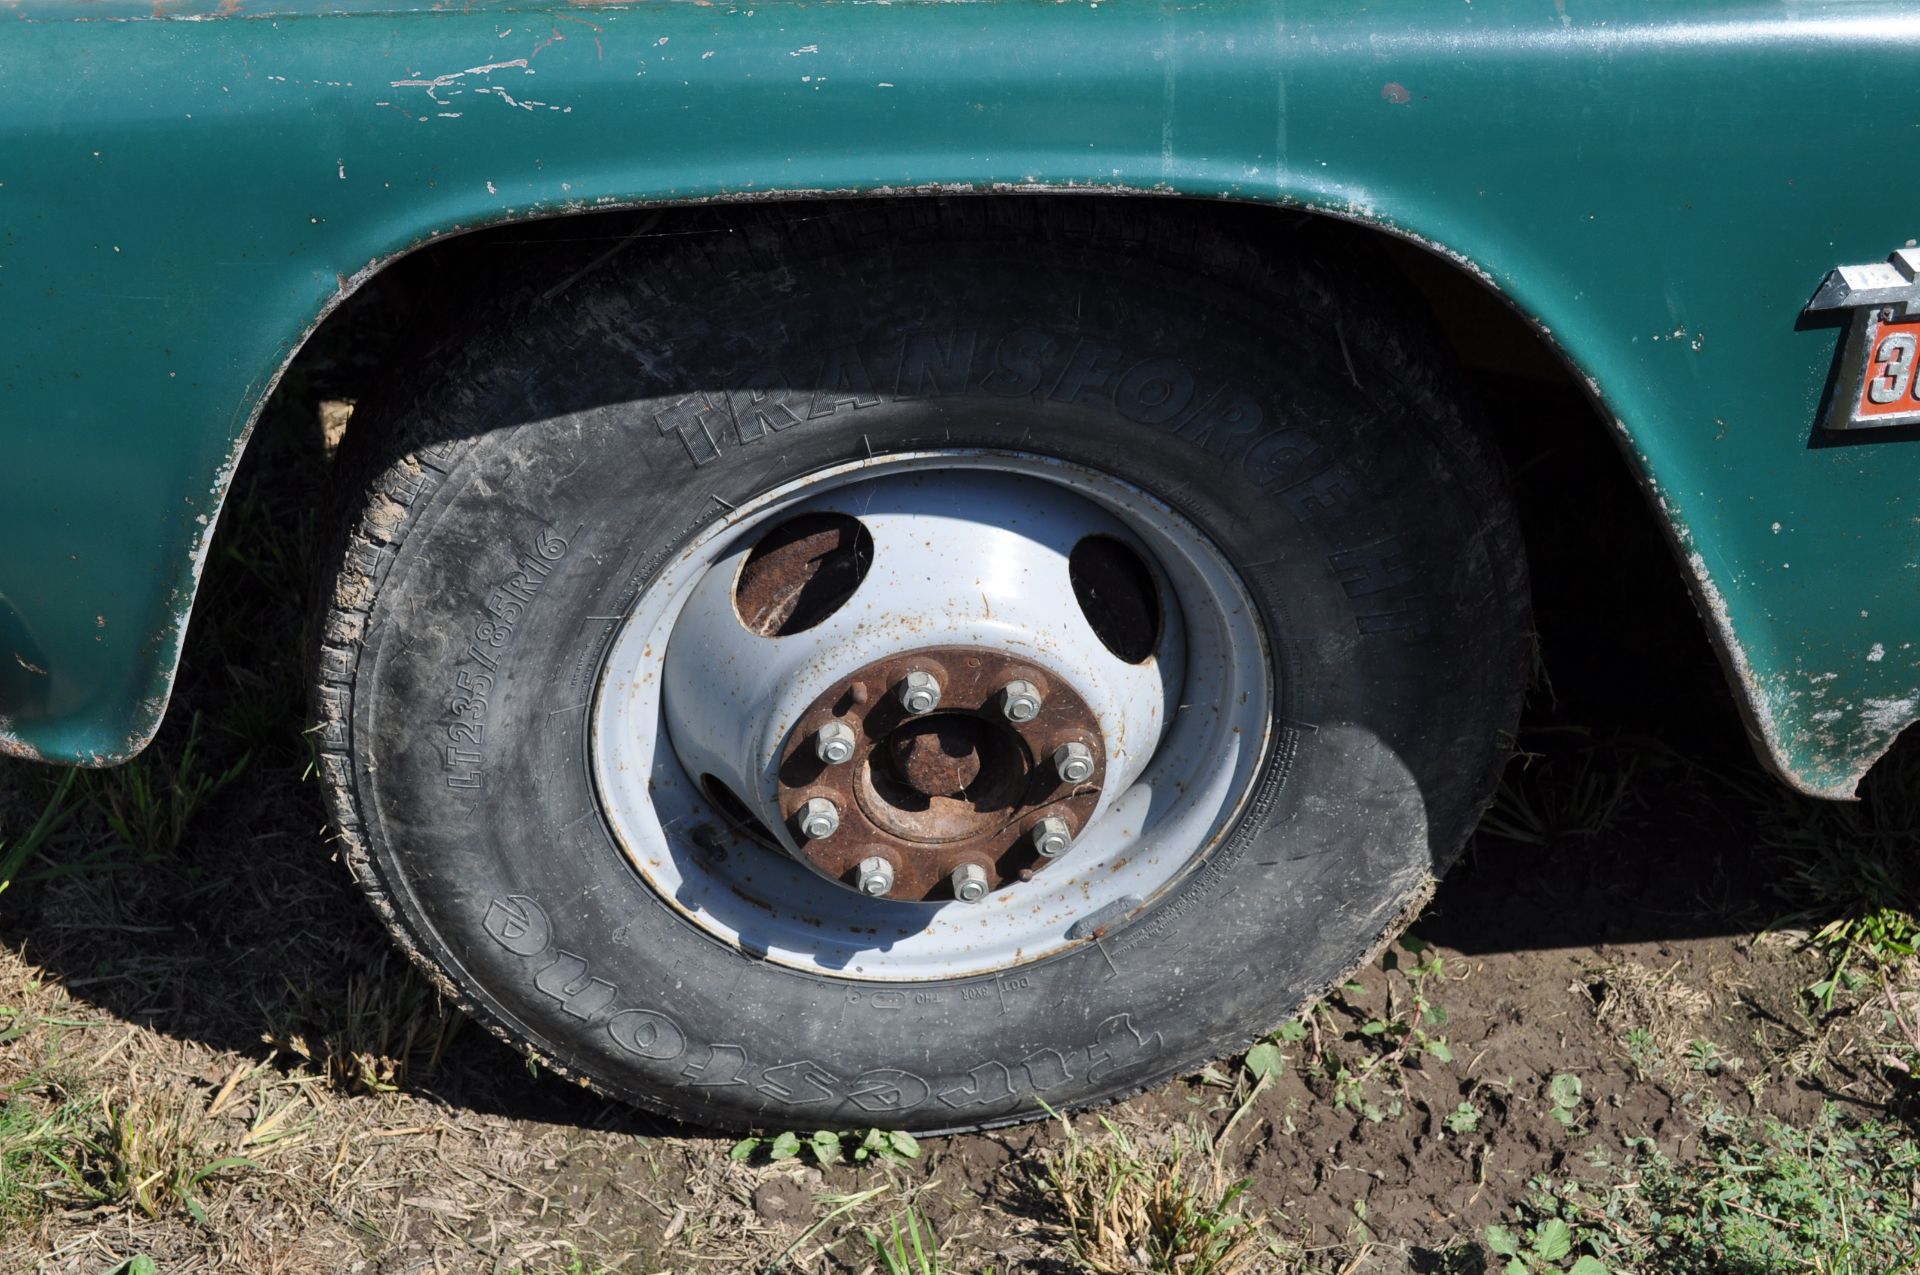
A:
[0,1,1908,797]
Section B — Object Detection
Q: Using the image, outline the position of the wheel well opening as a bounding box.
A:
[240,194,1742,771]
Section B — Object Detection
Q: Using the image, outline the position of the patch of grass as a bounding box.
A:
[262,953,461,1095]
[1584,961,1713,1077]
[1752,742,1920,1008]
[85,712,248,858]
[1035,1113,1275,1275]
[1,1077,260,1226]
[0,1084,92,1224]
[867,1205,944,1275]
[68,1086,259,1222]
[0,769,82,894]
[1480,730,1644,848]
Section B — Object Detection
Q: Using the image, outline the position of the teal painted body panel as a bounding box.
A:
[0,0,1913,795]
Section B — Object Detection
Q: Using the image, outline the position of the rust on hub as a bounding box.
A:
[889,715,989,796]
[775,645,1105,902]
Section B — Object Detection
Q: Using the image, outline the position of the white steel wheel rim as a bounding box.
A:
[591,451,1271,981]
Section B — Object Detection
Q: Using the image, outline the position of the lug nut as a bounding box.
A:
[814,720,858,765]
[898,670,942,715]
[796,797,840,841]
[1053,741,1096,784]
[855,856,896,897]
[1000,680,1044,723]
[950,861,990,903]
[1031,816,1073,858]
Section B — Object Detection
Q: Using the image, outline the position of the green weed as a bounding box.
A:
[730,1126,920,1167]
[1635,1105,1920,1274]
[3,1083,261,1225]
[1304,936,1460,1125]
[1445,1101,1482,1136]
[0,1086,91,1224]
[1484,1218,1609,1275]
[1483,1106,1920,1275]
[1546,1074,1584,1132]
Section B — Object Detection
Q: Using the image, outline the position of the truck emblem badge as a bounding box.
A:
[1807,244,1920,430]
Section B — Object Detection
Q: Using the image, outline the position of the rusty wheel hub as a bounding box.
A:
[888,716,990,796]
[775,645,1105,901]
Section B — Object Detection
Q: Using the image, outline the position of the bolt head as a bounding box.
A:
[1000,680,1043,723]
[950,861,990,903]
[1031,816,1073,858]
[796,796,840,841]
[1053,741,1096,784]
[814,720,858,765]
[855,856,895,897]
[898,670,942,715]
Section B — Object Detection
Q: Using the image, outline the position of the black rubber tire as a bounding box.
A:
[313,199,1529,1134]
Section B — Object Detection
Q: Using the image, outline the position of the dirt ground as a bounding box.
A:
[1,312,1915,1273]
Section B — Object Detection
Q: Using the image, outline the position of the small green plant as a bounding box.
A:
[1749,740,1920,1009]
[1622,1027,1658,1073]
[1682,1038,1736,1076]
[730,1126,919,1166]
[1546,1073,1583,1131]
[0,1087,89,1224]
[1445,1101,1482,1135]
[1484,1219,1608,1274]
[100,1259,159,1275]
[1366,936,1456,1066]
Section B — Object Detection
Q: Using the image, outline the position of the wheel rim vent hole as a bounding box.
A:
[1069,535,1160,664]
[733,512,874,637]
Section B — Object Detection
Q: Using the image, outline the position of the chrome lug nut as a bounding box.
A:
[1053,741,1096,784]
[814,720,858,765]
[950,861,990,903]
[796,797,840,841]
[855,856,896,897]
[1031,816,1073,858]
[1000,679,1044,723]
[897,670,942,715]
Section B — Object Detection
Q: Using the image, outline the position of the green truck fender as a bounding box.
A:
[0,0,1913,798]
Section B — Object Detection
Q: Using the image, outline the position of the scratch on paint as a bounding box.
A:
[389,58,536,108]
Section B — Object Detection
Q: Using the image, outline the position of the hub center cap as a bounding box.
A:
[889,715,989,797]
[776,645,1106,901]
